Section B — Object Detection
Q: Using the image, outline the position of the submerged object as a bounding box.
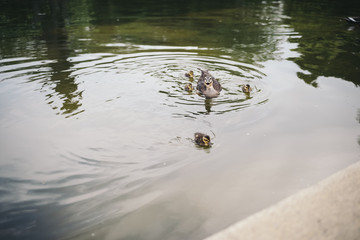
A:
[196,69,222,98]
[194,132,211,147]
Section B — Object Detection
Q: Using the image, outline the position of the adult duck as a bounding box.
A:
[196,69,222,98]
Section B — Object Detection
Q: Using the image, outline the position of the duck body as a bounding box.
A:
[184,83,193,91]
[242,84,252,93]
[185,70,194,78]
[194,132,211,147]
[196,69,222,98]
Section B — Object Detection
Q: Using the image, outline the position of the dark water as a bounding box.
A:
[0,0,359,239]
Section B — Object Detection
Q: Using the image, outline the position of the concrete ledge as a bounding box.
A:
[204,161,360,240]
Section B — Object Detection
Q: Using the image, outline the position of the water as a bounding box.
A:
[0,0,359,239]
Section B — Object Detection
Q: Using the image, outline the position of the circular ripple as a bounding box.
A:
[110,50,270,117]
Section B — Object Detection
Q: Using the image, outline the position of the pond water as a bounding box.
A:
[1,0,359,239]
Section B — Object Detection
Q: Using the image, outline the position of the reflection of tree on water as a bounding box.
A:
[284,1,360,87]
[35,0,83,117]
[3,0,358,114]
[44,28,83,117]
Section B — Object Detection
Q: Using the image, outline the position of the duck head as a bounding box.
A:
[188,70,194,78]
[242,84,252,93]
[202,135,210,146]
[185,70,194,78]
[204,76,213,86]
[200,69,214,86]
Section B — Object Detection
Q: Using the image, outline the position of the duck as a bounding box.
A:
[194,132,211,147]
[196,69,222,98]
[185,70,194,78]
[184,83,193,92]
[242,84,252,93]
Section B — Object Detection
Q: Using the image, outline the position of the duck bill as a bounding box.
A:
[205,79,212,85]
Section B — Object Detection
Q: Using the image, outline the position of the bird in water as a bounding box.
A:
[196,69,222,98]
[184,83,193,92]
[242,84,252,94]
[185,70,194,78]
[194,132,211,147]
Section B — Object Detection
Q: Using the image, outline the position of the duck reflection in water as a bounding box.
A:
[204,98,213,113]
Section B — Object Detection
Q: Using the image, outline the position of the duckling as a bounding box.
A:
[242,84,252,93]
[185,70,194,78]
[184,83,193,92]
[194,132,211,147]
[196,69,222,98]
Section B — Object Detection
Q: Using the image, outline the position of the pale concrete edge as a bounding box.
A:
[204,161,360,240]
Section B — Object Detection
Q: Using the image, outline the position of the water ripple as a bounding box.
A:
[0,46,269,119]
[0,48,270,237]
[121,51,269,116]
[68,48,271,117]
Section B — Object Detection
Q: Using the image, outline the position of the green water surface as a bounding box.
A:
[0,0,359,239]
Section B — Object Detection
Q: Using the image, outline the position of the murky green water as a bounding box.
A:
[1,0,359,239]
